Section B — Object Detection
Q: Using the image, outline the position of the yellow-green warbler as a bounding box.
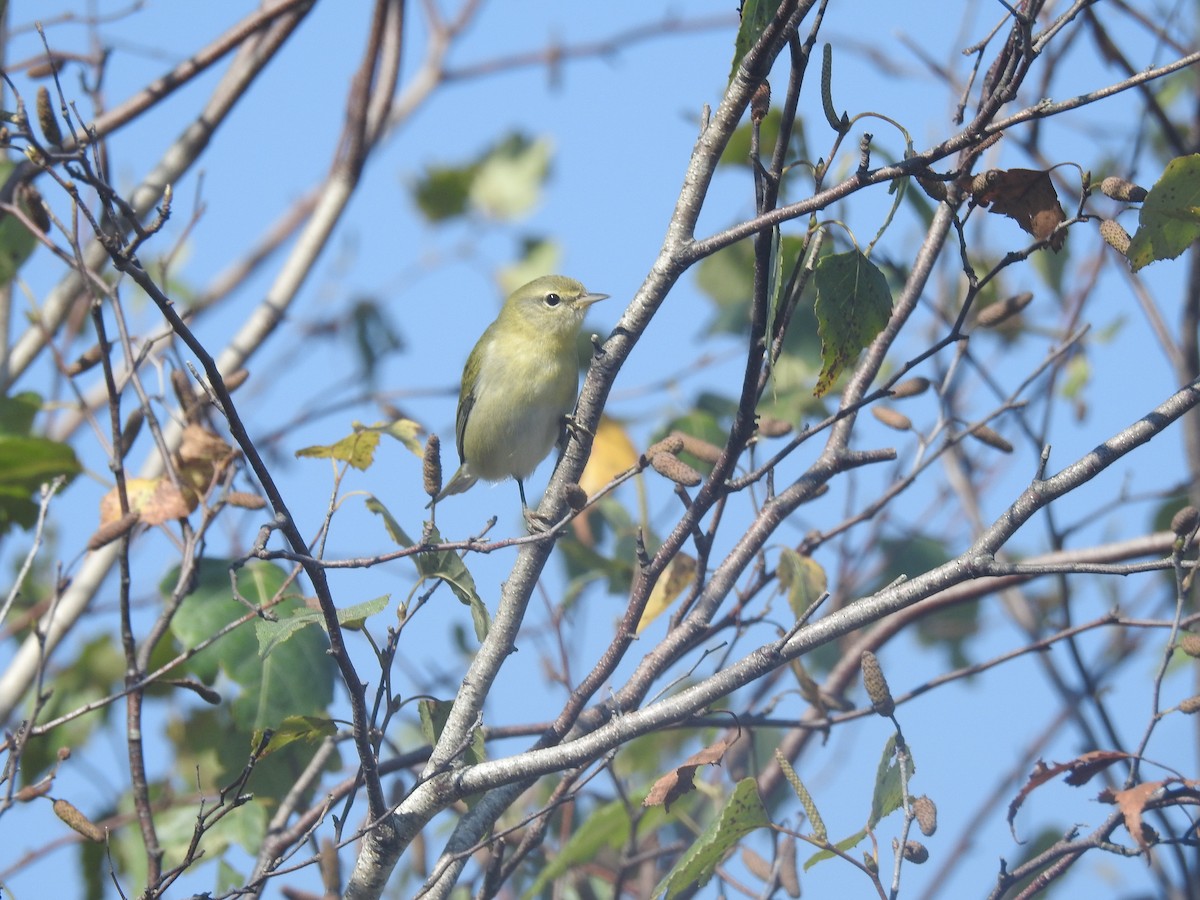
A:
[427,275,608,509]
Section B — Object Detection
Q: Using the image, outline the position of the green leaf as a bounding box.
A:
[557,497,637,606]
[365,496,489,640]
[654,778,771,899]
[377,418,423,455]
[418,524,488,641]
[696,236,820,362]
[802,736,915,871]
[116,791,267,883]
[868,734,914,828]
[295,427,381,470]
[720,107,808,170]
[254,714,338,756]
[728,0,783,83]
[217,861,245,895]
[365,493,415,545]
[0,391,41,436]
[1060,354,1090,401]
[0,436,82,485]
[0,161,38,284]
[350,297,405,381]
[255,594,389,657]
[765,225,784,373]
[812,250,893,397]
[20,636,123,781]
[469,134,552,220]
[168,559,334,731]
[523,789,667,898]
[1128,154,1200,271]
[658,409,728,475]
[0,434,81,533]
[804,826,868,871]
[412,162,478,222]
[419,698,485,766]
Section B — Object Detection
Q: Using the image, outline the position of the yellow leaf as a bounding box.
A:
[777,549,827,619]
[637,553,697,634]
[99,476,195,526]
[579,416,639,497]
[573,416,642,546]
[296,429,381,471]
[371,418,424,456]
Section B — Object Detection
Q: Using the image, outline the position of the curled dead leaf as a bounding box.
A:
[644,732,740,812]
[970,167,1067,251]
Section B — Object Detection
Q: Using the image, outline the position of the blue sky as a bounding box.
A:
[4,1,1197,897]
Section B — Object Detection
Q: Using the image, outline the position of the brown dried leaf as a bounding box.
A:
[1112,781,1162,852]
[99,477,195,527]
[644,732,741,812]
[1061,749,1133,786]
[178,424,237,492]
[972,168,1067,251]
[1008,751,1135,839]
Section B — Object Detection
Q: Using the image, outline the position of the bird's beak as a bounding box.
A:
[580,292,609,307]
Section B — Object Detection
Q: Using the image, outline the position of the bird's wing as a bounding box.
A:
[454,339,486,461]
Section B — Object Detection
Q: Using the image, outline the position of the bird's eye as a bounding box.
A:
[544,292,562,307]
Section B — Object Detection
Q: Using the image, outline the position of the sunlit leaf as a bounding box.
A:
[469,134,552,220]
[295,427,381,470]
[376,418,423,455]
[777,548,826,619]
[575,416,640,545]
[636,552,697,634]
[99,475,194,527]
[804,827,868,870]
[579,416,639,499]
[253,715,337,757]
[654,778,771,898]
[1127,153,1200,271]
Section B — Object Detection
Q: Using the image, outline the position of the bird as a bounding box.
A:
[427,275,608,511]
